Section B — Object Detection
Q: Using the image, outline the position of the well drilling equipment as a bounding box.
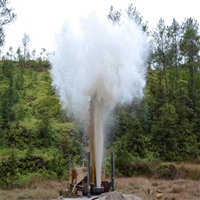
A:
[69,98,114,197]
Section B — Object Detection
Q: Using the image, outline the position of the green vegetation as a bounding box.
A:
[0,3,200,189]
[0,0,17,47]
[0,57,84,189]
[105,5,200,176]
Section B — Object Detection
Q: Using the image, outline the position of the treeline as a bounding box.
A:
[106,5,200,174]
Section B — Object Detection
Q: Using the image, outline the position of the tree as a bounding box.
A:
[110,105,146,158]
[150,18,170,103]
[40,48,46,60]
[16,47,22,60]
[150,18,170,69]
[126,4,148,32]
[180,18,200,102]
[22,32,31,60]
[31,48,36,60]
[168,19,182,85]
[150,103,179,161]
[107,5,121,25]
[0,0,17,46]
[6,46,15,60]
[107,4,148,33]
[35,117,53,148]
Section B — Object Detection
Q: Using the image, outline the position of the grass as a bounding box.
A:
[115,177,200,200]
[177,163,200,180]
[0,174,199,200]
[0,179,76,200]
[171,186,184,193]
[151,182,158,186]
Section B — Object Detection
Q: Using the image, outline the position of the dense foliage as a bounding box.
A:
[0,4,200,188]
[107,5,200,175]
[0,55,85,188]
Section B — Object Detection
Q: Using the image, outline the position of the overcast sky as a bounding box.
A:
[3,0,200,55]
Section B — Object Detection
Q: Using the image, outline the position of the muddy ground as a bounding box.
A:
[0,177,199,200]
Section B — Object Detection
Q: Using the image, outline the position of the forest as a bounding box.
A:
[0,3,200,189]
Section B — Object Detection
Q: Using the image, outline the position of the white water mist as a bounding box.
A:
[50,12,149,187]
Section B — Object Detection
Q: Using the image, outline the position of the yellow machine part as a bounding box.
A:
[69,169,73,184]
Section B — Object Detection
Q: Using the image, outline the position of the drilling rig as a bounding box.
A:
[69,98,114,197]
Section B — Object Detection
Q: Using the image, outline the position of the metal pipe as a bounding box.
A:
[87,152,91,198]
[68,155,72,185]
[111,152,114,191]
[59,190,62,199]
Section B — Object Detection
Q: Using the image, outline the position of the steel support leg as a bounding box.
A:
[87,152,91,198]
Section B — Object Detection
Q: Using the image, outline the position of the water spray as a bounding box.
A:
[50,11,149,195]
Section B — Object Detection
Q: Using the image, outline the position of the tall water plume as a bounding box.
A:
[50,12,149,187]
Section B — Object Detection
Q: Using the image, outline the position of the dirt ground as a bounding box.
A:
[0,177,199,200]
[115,177,200,200]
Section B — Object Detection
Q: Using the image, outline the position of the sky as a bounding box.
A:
[3,0,200,55]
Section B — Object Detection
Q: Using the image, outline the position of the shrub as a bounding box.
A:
[178,164,200,180]
[131,160,152,177]
[154,163,178,179]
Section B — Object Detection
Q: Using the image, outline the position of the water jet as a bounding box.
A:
[50,11,149,197]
